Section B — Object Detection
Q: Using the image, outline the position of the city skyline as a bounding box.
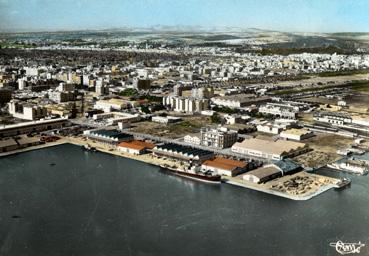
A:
[1,0,369,33]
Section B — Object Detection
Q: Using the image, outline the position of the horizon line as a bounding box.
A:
[1,26,369,35]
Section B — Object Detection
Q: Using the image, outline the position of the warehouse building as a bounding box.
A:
[243,159,301,183]
[280,128,314,141]
[117,140,155,155]
[0,118,69,138]
[231,138,308,160]
[84,129,133,146]
[201,157,248,177]
[0,138,18,153]
[153,143,214,162]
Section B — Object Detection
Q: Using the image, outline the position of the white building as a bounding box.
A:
[200,126,238,149]
[279,128,314,141]
[152,116,182,124]
[162,95,209,114]
[184,135,201,145]
[8,100,47,120]
[257,123,283,135]
[313,111,352,125]
[259,103,299,119]
[231,138,308,160]
[94,99,127,112]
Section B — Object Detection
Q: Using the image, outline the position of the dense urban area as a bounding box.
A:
[2,29,369,200]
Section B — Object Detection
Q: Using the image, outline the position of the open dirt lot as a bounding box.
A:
[130,116,212,139]
[293,133,353,167]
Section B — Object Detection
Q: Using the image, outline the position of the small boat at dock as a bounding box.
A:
[335,178,351,190]
[82,144,96,152]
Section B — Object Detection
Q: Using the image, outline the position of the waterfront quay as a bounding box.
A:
[0,134,340,201]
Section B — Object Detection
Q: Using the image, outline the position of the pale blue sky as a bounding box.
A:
[0,0,369,32]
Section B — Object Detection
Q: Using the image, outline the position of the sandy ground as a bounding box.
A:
[130,116,212,139]
[62,136,187,170]
[275,73,369,88]
[225,172,339,200]
[293,133,353,167]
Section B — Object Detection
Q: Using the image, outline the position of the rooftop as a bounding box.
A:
[232,138,306,156]
[280,128,312,136]
[203,157,247,171]
[244,166,281,179]
[118,140,156,151]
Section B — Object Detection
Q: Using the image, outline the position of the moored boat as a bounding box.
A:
[335,178,351,190]
[160,164,221,184]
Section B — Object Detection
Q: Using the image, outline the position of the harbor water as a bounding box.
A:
[0,144,369,256]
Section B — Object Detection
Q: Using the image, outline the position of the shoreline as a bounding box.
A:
[0,137,339,201]
[0,140,68,157]
[223,178,336,201]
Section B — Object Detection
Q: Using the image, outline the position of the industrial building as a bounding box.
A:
[313,111,352,125]
[243,159,301,183]
[153,143,214,162]
[83,129,133,146]
[258,103,299,119]
[0,135,41,153]
[117,140,155,155]
[94,99,127,113]
[280,128,314,141]
[211,94,271,109]
[231,138,308,160]
[92,112,140,126]
[152,116,182,124]
[0,118,69,137]
[201,157,248,177]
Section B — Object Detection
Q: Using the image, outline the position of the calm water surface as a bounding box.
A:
[0,144,369,256]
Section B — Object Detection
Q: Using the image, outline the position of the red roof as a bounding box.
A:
[202,157,247,171]
[118,140,155,151]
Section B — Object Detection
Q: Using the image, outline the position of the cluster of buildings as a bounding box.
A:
[184,126,238,149]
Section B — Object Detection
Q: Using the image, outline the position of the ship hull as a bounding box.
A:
[160,166,221,184]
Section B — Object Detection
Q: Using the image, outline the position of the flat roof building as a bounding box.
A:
[280,128,314,141]
[231,138,308,160]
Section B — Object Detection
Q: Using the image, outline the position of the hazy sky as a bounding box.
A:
[1,0,369,32]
